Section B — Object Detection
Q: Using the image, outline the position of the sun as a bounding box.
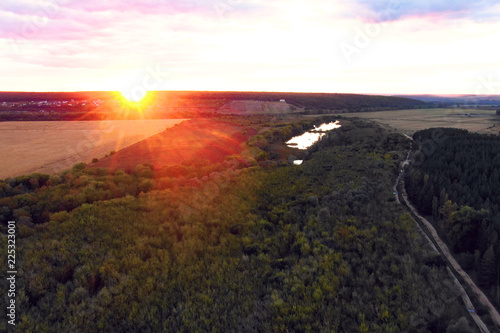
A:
[112,89,156,118]
[119,89,148,103]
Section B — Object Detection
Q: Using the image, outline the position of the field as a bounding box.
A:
[4,108,498,180]
[340,108,500,135]
[0,119,185,179]
[91,118,256,172]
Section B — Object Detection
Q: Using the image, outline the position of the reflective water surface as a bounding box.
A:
[287,121,342,166]
[286,121,341,150]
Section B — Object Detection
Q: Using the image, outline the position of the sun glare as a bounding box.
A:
[112,90,156,118]
[120,89,148,103]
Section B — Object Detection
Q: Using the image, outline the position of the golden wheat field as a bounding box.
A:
[0,119,186,179]
[341,108,500,135]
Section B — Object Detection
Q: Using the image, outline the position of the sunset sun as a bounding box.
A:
[113,89,155,118]
[119,89,148,103]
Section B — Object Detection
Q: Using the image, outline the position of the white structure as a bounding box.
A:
[280,99,286,103]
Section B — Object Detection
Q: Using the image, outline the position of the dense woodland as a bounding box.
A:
[406,128,500,309]
[0,118,479,332]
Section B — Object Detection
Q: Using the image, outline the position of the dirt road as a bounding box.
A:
[394,146,500,332]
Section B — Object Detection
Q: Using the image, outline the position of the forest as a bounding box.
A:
[0,117,479,332]
[405,127,500,310]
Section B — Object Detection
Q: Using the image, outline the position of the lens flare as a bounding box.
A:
[119,89,148,103]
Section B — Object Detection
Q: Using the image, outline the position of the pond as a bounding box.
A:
[286,121,341,166]
[286,132,327,150]
[286,121,341,150]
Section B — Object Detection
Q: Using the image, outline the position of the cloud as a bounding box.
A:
[0,0,259,44]
[1,0,499,93]
[0,0,54,16]
[63,0,204,15]
[0,0,203,16]
[353,0,500,22]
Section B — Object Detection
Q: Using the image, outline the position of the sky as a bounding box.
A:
[1,0,500,94]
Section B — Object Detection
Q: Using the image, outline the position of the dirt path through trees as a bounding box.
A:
[395,150,500,331]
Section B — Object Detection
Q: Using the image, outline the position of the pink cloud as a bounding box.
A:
[0,0,235,45]
[63,0,219,16]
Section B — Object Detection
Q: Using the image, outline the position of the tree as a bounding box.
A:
[439,200,457,229]
[432,196,439,222]
[446,206,487,252]
[418,180,434,214]
[479,246,496,288]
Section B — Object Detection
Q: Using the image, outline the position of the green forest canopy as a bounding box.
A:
[0,117,477,332]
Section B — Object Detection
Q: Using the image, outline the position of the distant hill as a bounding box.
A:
[0,91,429,120]
[395,94,500,107]
[0,91,427,108]
[152,91,429,111]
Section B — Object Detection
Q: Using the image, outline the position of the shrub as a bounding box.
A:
[72,162,86,171]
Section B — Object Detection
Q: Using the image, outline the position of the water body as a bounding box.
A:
[286,121,341,165]
[286,121,341,150]
[286,132,327,150]
[311,121,342,132]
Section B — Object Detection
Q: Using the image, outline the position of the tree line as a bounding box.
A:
[406,127,500,311]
